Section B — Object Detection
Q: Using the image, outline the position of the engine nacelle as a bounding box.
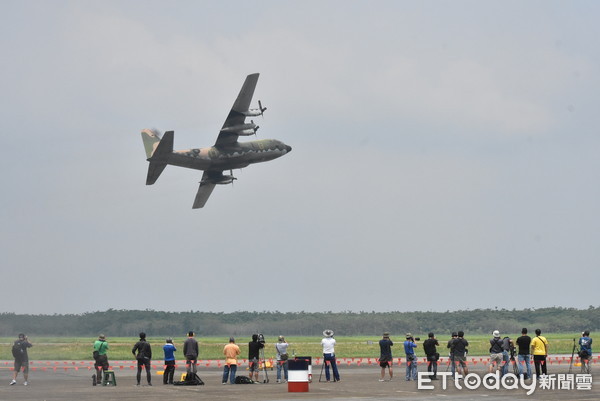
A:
[214,175,236,185]
[237,128,258,136]
[221,122,258,135]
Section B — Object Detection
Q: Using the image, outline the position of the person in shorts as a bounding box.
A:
[488,330,504,373]
[578,331,592,374]
[248,334,264,383]
[452,331,469,377]
[378,332,393,381]
[93,334,109,383]
[10,333,32,386]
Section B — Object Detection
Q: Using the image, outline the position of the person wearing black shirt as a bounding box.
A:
[248,334,264,382]
[452,331,469,377]
[378,332,394,381]
[423,333,440,380]
[516,328,532,379]
[132,332,152,386]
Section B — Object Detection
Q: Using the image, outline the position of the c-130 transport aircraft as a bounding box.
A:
[141,73,291,208]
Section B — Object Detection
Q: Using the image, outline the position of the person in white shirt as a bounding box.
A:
[321,329,340,382]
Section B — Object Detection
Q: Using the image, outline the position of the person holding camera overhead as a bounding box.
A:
[321,329,340,382]
[248,334,264,383]
[423,332,440,380]
[403,333,419,381]
[275,335,289,383]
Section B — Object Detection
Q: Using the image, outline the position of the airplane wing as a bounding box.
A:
[214,73,260,147]
[193,171,217,209]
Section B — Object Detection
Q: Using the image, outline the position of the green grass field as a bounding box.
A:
[0,333,585,361]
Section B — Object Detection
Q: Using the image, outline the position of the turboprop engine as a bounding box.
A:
[214,174,236,185]
[221,121,259,136]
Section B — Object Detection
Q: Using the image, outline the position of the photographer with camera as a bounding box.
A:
[275,335,289,383]
[447,332,458,377]
[10,333,32,386]
[452,331,469,378]
[378,332,393,382]
[248,334,265,383]
[321,329,340,382]
[403,333,419,381]
[423,332,439,380]
[578,331,592,374]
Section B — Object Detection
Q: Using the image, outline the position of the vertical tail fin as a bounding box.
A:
[141,129,162,159]
[143,130,174,185]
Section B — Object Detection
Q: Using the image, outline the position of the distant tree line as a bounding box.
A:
[0,306,598,337]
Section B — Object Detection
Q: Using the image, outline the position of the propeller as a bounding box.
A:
[258,100,267,117]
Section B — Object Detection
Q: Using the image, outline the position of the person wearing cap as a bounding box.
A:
[447,332,458,377]
[423,332,439,380]
[378,332,393,381]
[275,335,289,383]
[222,337,240,384]
[403,333,418,381]
[452,331,469,377]
[93,334,109,385]
[10,333,32,386]
[516,328,532,379]
[163,338,176,384]
[183,331,199,376]
[321,329,340,382]
[578,330,592,374]
[132,332,153,386]
[489,330,504,373]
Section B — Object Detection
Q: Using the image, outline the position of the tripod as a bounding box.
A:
[259,346,270,383]
[508,351,519,376]
[318,356,339,382]
[568,338,577,374]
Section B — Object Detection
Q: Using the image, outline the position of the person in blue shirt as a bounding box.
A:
[579,331,592,374]
[163,338,177,384]
[403,333,418,381]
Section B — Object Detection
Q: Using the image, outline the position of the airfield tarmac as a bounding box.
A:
[0,360,596,401]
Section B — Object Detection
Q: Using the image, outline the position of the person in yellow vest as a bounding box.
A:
[222,337,241,384]
[530,329,549,376]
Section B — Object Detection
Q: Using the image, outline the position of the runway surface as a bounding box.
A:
[0,359,596,401]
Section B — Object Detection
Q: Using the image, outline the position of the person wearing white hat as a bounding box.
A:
[321,330,340,382]
[489,330,503,373]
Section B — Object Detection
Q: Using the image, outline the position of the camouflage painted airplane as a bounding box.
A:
[141,73,292,208]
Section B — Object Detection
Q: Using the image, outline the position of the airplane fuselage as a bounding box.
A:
[167,139,291,172]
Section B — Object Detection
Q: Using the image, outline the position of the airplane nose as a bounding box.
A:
[286,145,292,153]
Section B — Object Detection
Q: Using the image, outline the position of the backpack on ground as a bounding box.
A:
[173,373,204,386]
[234,376,254,384]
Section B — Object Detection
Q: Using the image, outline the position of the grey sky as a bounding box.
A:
[1,1,598,314]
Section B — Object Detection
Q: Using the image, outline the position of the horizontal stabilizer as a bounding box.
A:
[146,162,167,185]
[193,182,216,209]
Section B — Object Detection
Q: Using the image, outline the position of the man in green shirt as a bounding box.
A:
[94,334,109,382]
